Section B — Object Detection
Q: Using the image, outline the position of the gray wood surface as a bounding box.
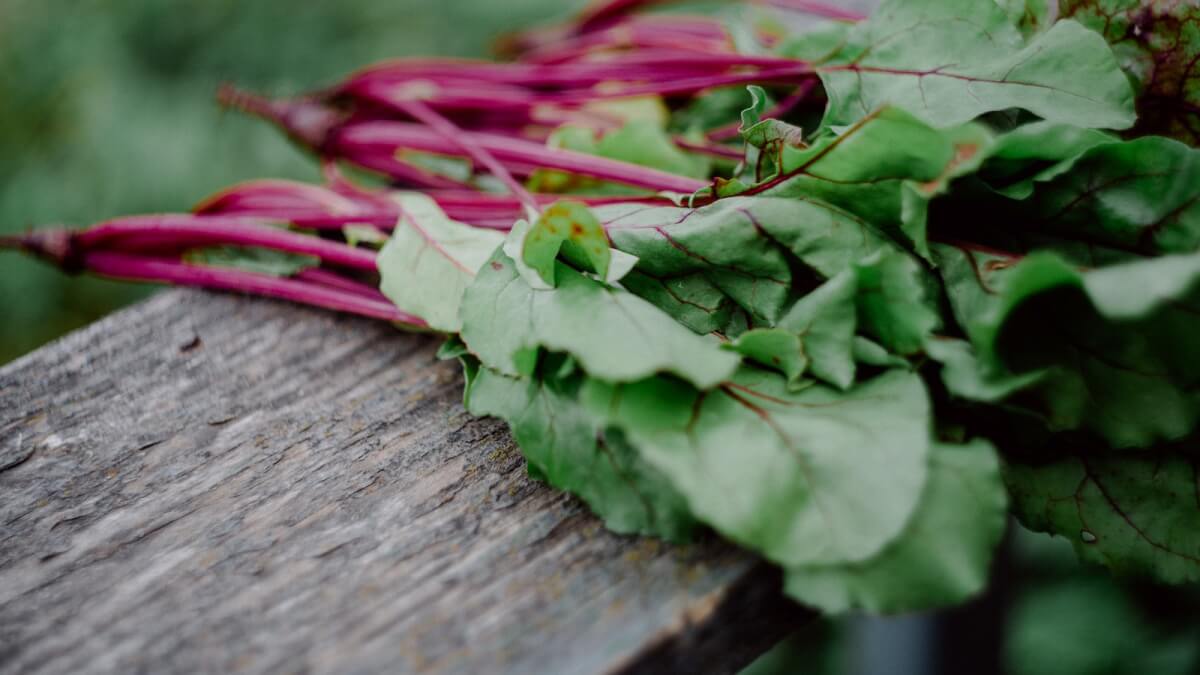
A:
[0,290,806,675]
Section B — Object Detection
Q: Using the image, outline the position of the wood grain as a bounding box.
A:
[0,290,806,675]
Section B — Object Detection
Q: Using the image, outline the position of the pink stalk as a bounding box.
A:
[353,151,477,190]
[335,121,707,193]
[576,0,864,30]
[574,0,671,33]
[547,65,817,103]
[519,25,732,64]
[759,0,866,22]
[294,268,392,300]
[76,216,380,271]
[388,98,541,218]
[674,137,744,160]
[84,251,421,325]
[343,55,806,99]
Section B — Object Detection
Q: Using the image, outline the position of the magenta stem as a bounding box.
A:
[76,216,380,271]
[294,268,392,300]
[84,251,425,326]
[760,0,866,22]
[390,98,541,218]
[337,122,707,193]
[674,137,744,160]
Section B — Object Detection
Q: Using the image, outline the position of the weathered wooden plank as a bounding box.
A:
[0,290,805,675]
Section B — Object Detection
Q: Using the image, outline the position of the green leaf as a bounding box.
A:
[522,200,612,286]
[1061,0,1200,145]
[1014,136,1200,256]
[977,121,1115,199]
[762,107,993,259]
[459,248,741,388]
[596,120,712,179]
[534,120,710,193]
[1006,578,1200,675]
[582,367,932,567]
[997,0,1056,38]
[342,224,390,249]
[598,196,891,323]
[467,365,697,542]
[926,337,1043,403]
[1006,448,1200,584]
[936,245,1200,448]
[377,193,505,332]
[729,329,808,390]
[785,439,1008,614]
[853,248,941,355]
[730,269,857,390]
[740,85,805,151]
[184,246,318,276]
[618,270,734,336]
[816,0,1135,129]
[853,337,910,369]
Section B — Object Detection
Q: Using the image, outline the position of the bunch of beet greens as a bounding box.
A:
[5,0,1200,614]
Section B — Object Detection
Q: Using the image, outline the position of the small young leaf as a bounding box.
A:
[522,200,612,286]
[739,85,805,151]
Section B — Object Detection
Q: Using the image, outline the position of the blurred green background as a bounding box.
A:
[0,0,585,364]
[2,2,1198,672]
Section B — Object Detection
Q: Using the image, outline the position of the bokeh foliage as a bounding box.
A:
[0,0,580,363]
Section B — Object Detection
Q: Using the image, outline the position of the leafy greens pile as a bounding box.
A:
[7,0,1200,615]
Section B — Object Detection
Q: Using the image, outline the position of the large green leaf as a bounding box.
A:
[459,248,740,388]
[785,439,1008,614]
[1061,0,1200,144]
[582,367,932,567]
[466,364,697,542]
[935,245,1200,448]
[1007,447,1200,584]
[618,270,735,335]
[816,0,1135,129]
[976,121,1116,199]
[597,196,892,323]
[377,193,504,332]
[1014,136,1200,256]
[598,199,794,324]
[763,107,993,258]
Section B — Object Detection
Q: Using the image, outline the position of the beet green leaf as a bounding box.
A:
[582,367,932,567]
[785,439,1008,613]
[1007,447,1200,584]
[816,0,1136,129]
[377,193,504,332]
[459,248,740,388]
[466,363,698,542]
